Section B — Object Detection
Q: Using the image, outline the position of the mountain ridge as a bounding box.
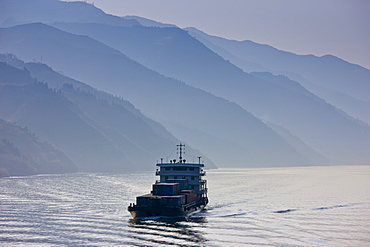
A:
[0,56,218,174]
[0,0,140,28]
[186,27,370,124]
[1,0,368,171]
[0,23,311,167]
[50,21,370,165]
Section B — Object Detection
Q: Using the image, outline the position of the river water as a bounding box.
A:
[1,166,369,246]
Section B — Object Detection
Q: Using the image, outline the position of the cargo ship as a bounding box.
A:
[128,144,208,218]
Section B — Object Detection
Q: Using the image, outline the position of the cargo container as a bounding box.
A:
[152,183,179,196]
[160,195,185,207]
[136,194,152,206]
[166,179,188,190]
[181,190,198,204]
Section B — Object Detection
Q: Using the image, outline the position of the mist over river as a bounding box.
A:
[1,166,369,246]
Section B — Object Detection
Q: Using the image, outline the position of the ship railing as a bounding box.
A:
[183,200,199,210]
[189,180,206,185]
[198,188,208,194]
[155,170,205,176]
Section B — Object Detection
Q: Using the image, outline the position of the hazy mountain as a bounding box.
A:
[0,24,310,167]
[0,0,139,28]
[50,22,370,165]
[0,118,77,177]
[265,121,326,165]
[0,58,216,173]
[2,0,368,166]
[184,27,269,73]
[186,27,370,124]
[11,61,190,157]
[322,91,370,125]
[0,61,34,85]
[0,80,134,172]
[122,15,177,28]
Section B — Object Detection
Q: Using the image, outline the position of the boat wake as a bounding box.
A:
[273,208,298,213]
[313,203,358,211]
[220,212,247,217]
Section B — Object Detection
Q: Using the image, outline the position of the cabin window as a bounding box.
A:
[190,167,194,171]
[191,176,195,180]
[182,176,185,179]
[174,176,177,179]
[165,176,168,180]
[191,185,195,189]
[165,167,170,171]
[173,167,187,171]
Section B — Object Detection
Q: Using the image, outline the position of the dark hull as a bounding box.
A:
[128,200,207,219]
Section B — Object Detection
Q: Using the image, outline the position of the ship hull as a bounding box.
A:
[128,201,207,219]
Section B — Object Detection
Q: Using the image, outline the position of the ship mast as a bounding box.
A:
[156,143,207,198]
[177,143,185,162]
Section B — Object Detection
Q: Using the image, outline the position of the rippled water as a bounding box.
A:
[1,166,370,246]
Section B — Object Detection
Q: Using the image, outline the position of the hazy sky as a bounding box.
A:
[64,0,370,69]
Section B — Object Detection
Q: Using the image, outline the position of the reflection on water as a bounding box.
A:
[128,215,208,225]
[128,215,208,246]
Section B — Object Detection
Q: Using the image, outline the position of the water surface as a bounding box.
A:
[1,166,369,246]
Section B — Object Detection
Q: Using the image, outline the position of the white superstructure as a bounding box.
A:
[155,144,208,197]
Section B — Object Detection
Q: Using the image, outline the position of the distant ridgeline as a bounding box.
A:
[0,0,369,177]
[0,55,214,177]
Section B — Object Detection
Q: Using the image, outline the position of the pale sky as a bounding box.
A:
[64,0,370,69]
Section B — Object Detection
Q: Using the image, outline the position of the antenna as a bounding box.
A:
[198,156,202,164]
[177,143,185,161]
